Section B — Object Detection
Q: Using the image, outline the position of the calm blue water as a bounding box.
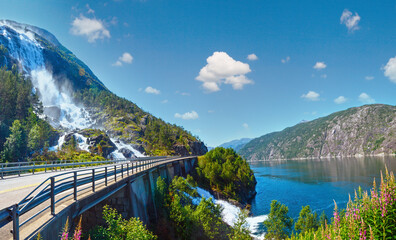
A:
[249,156,396,224]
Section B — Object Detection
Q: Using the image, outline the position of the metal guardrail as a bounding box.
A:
[0,157,165,179]
[0,156,192,240]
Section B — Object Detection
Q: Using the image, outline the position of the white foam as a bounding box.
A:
[194,187,267,240]
[49,134,66,151]
[110,138,145,159]
[74,133,90,151]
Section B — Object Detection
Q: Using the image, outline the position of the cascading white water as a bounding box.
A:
[0,21,144,158]
[110,138,145,158]
[193,187,267,240]
[0,22,93,130]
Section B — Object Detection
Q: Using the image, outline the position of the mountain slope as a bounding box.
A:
[218,138,252,152]
[239,104,396,160]
[0,20,207,159]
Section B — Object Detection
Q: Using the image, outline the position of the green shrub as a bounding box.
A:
[90,205,157,240]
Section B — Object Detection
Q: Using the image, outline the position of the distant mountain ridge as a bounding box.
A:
[239,104,396,160]
[219,138,252,152]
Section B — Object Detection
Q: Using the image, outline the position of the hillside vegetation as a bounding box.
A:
[196,147,257,204]
[0,68,59,162]
[239,104,396,160]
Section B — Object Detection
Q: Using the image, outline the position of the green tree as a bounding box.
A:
[263,200,293,240]
[169,193,194,239]
[1,120,26,161]
[294,205,319,234]
[155,176,168,217]
[228,210,252,240]
[318,211,328,227]
[90,205,157,240]
[28,124,41,151]
[192,197,224,239]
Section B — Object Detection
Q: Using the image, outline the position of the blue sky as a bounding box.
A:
[0,0,395,147]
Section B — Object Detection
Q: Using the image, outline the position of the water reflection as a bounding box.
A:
[250,156,396,185]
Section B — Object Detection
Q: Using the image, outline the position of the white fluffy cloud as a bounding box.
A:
[113,52,133,66]
[70,15,110,43]
[242,123,249,129]
[313,62,327,70]
[358,93,375,104]
[340,9,361,32]
[145,86,160,95]
[196,52,253,92]
[365,76,374,81]
[334,96,347,104]
[247,53,258,61]
[281,56,290,63]
[301,91,320,101]
[174,111,199,120]
[383,56,396,83]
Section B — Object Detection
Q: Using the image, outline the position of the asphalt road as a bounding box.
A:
[0,165,116,209]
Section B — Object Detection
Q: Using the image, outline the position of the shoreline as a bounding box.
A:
[246,153,396,162]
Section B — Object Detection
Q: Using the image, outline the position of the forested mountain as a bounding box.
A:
[0,20,206,162]
[239,104,396,160]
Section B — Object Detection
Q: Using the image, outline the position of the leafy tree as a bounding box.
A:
[192,197,224,239]
[318,211,328,227]
[155,176,168,217]
[1,120,26,162]
[228,210,251,240]
[28,124,41,151]
[263,200,293,240]
[169,193,194,239]
[294,205,319,234]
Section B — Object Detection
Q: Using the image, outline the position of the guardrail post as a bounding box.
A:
[51,177,55,216]
[11,204,19,240]
[105,167,108,186]
[1,164,3,179]
[121,164,124,178]
[74,172,77,201]
[32,162,35,175]
[92,169,95,192]
[114,166,117,182]
[18,163,20,177]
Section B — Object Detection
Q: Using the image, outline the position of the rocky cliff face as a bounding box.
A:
[239,104,396,160]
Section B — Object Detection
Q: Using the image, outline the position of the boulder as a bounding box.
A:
[119,148,136,159]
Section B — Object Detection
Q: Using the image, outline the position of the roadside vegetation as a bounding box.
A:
[263,169,396,240]
[153,175,252,240]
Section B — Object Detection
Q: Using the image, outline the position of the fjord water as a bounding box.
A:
[249,156,396,236]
